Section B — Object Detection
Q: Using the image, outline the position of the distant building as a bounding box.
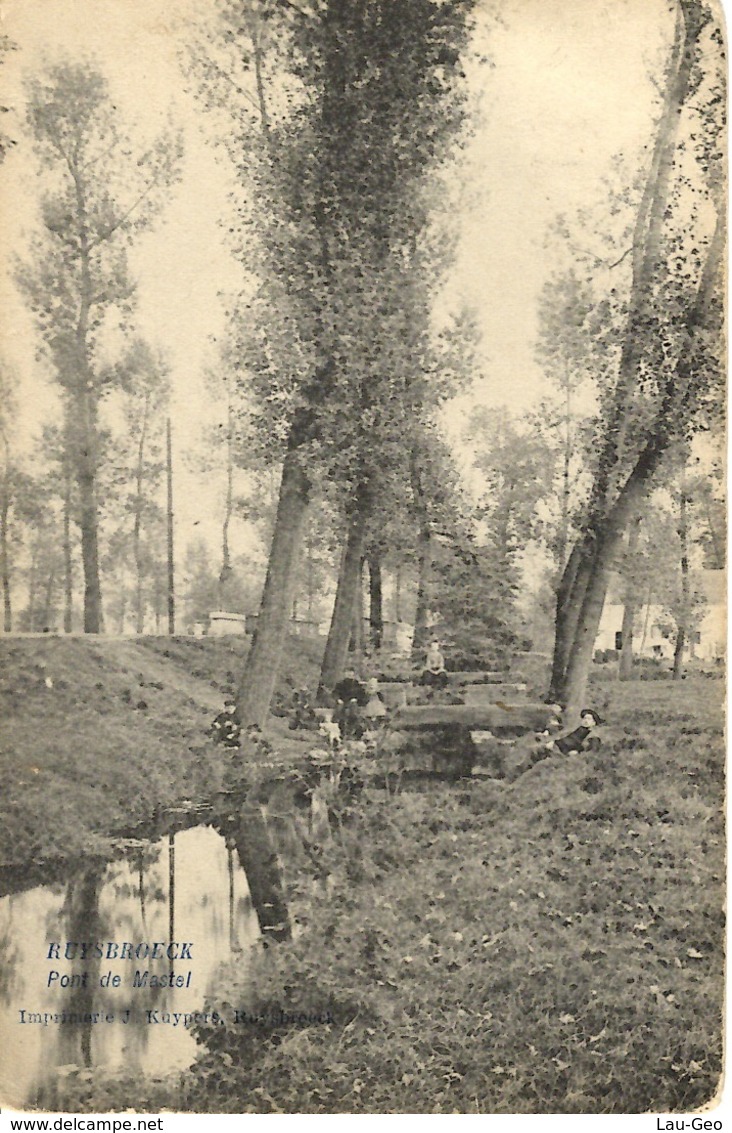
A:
[206,611,322,638]
[208,611,248,636]
[595,569,726,663]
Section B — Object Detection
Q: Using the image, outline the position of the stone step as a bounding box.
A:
[378,683,409,709]
[378,670,522,688]
[462,683,528,705]
[447,671,522,685]
[392,703,559,733]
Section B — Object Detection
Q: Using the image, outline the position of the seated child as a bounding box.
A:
[332,668,368,738]
[419,640,449,691]
[318,708,341,748]
[210,697,241,748]
[363,677,387,720]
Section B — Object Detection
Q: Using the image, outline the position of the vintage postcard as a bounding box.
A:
[0,0,726,1120]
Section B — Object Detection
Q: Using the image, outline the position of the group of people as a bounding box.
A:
[328,669,387,740]
[209,670,389,751]
[209,640,452,750]
[209,644,604,763]
[327,637,453,739]
[210,641,452,751]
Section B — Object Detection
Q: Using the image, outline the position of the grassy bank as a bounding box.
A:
[0,635,322,878]
[60,673,724,1115]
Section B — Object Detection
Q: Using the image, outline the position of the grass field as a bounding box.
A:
[21,647,720,1116]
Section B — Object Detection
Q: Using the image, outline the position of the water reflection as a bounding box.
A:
[222,805,292,944]
[0,826,262,1110]
[56,867,105,1071]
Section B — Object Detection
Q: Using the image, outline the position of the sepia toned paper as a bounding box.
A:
[0,0,726,1123]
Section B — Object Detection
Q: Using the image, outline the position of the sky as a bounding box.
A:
[0,0,682,575]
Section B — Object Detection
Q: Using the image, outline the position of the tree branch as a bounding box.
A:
[203,55,262,116]
[278,0,321,20]
[80,135,119,173]
[608,246,633,269]
[89,169,165,248]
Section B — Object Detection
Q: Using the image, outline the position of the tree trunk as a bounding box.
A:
[702,490,724,569]
[42,566,56,630]
[70,157,104,636]
[618,597,636,679]
[673,622,686,678]
[590,2,700,508]
[556,360,573,572]
[305,530,315,619]
[369,552,383,651]
[237,450,311,728]
[410,443,435,652]
[166,417,175,634]
[27,547,38,633]
[63,458,73,634]
[619,516,642,679]
[348,556,365,656]
[1,494,11,633]
[319,507,367,696]
[117,582,127,635]
[556,433,675,715]
[673,487,689,679]
[548,539,592,702]
[412,527,433,651]
[74,390,103,633]
[394,562,402,623]
[560,546,613,720]
[153,572,162,634]
[78,466,103,634]
[133,392,150,634]
[639,583,653,655]
[218,398,234,608]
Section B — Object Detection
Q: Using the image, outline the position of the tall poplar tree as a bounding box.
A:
[547,0,724,714]
[18,62,181,632]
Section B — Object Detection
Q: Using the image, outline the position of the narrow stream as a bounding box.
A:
[0,824,264,1110]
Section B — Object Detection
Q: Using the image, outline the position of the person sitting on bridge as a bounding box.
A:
[210,696,241,748]
[363,677,387,722]
[420,639,449,691]
[332,667,368,739]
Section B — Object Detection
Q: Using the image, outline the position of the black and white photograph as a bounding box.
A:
[0,0,726,1119]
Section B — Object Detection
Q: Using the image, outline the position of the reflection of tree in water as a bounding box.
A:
[228,845,243,953]
[102,844,164,943]
[35,864,106,1109]
[221,807,291,944]
[13,824,270,1106]
[40,879,77,945]
[101,840,175,1071]
[60,869,104,1065]
[136,845,162,933]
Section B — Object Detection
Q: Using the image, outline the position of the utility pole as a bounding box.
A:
[166,417,175,635]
